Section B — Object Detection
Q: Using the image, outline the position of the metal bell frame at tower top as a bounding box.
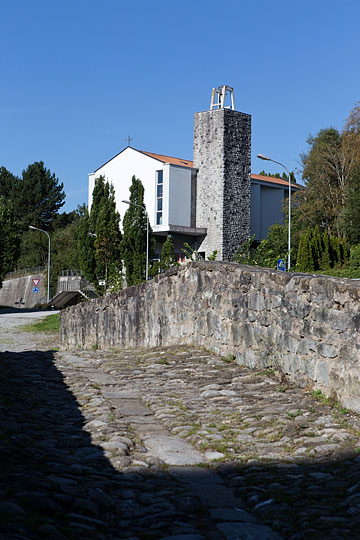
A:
[210,85,235,111]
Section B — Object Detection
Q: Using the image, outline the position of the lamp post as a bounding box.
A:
[29,225,51,303]
[122,199,149,281]
[257,154,292,271]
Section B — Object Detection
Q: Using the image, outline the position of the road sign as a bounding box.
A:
[277,259,286,272]
[32,278,40,287]
[33,287,39,293]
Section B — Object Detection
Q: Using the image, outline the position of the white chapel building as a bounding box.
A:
[88,86,300,262]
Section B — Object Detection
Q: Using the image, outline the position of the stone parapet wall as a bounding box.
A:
[61,262,360,411]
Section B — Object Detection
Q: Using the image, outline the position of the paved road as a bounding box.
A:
[1,310,360,539]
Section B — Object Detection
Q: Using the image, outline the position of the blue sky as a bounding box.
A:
[1,0,359,212]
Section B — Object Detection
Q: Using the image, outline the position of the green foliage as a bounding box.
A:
[182,242,201,261]
[296,128,343,235]
[78,177,122,293]
[0,162,66,280]
[207,250,218,261]
[17,229,49,269]
[0,167,19,200]
[93,181,122,288]
[233,225,290,269]
[160,236,177,271]
[313,268,360,279]
[232,235,257,265]
[121,176,154,286]
[349,244,360,269]
[339,166,360,245]
[0,196,21,285]
[17,161,65,230]
[50,219,80,296]
[296,229,314,272]
[77,207,96,284]
[149,260,160,279]
[254,224,289,268]
[294,102,360,244]
[259,170,296,183]
[296,227,349,272]
[21,313,60,333]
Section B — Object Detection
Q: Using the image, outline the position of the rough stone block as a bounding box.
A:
[316,362,329,385]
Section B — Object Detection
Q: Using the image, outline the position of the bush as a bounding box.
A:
[350,244,360,269]
[313,268,360,279]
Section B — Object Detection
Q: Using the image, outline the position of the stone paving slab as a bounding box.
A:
[144,435,204,465]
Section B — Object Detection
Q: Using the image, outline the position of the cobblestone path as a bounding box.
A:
[1,312,360,539]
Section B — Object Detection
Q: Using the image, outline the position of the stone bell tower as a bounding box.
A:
[194,86,251,261]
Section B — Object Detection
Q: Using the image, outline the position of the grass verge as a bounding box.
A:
[21,313,60,333]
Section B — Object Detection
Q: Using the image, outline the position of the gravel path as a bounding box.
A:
[1,310,360,539]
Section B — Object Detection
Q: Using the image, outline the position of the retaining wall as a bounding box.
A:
[0,273,46,308]
[60,262,360,411]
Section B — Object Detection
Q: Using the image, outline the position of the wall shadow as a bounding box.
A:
[0,308,50,315]
[0,349,226,539]
[0,348,359,539]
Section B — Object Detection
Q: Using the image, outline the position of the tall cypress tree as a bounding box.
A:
[321,230,331,269]
[94,182,122,288]
[311,225,322,270]
[160,236,177,271]
[77,207,96,284]
[78,177,122,292]
[121,176,154,286]
[296,229,314,272]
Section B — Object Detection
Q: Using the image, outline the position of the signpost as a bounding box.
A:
[32,278,40,294]
[277,259,286,272]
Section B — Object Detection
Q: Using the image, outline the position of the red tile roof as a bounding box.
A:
[141,150,194,168]
[141,152,300,188]
[95,147,301,188]
[251,173,301,189]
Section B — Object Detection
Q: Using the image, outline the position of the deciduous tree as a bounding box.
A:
[295,102,360,240]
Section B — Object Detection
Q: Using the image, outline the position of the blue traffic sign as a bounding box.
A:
[33,287,39,293]
[277,259,286,272]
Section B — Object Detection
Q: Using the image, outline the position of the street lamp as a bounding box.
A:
[122,199,149,281]
[29,225,51,303]
[257,154,292,271]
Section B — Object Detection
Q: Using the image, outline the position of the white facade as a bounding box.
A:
[88,147,196,234]
[89,148,162,228]
[164,163,192,228]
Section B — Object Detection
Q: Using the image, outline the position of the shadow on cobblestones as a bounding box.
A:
[0,349,123,538]
[1,347,360,539]
[0,349,254,540]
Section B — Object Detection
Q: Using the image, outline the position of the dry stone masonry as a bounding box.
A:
[61,262,360,412]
